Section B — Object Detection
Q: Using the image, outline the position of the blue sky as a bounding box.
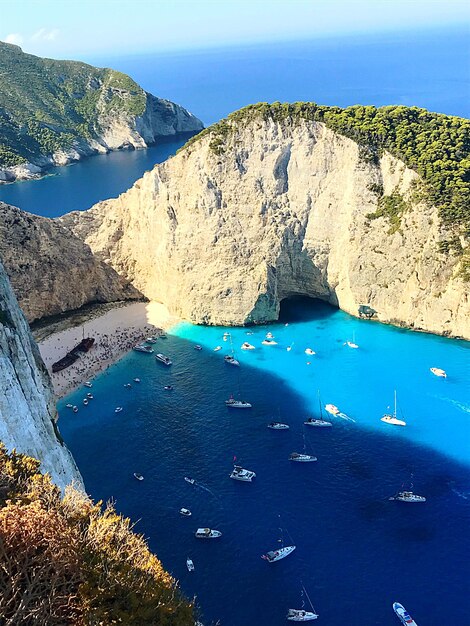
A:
[2,0,470,59]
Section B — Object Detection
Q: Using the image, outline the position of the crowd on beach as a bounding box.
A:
[43,322,161,397]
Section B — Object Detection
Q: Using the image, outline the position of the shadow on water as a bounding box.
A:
[58,330,470,626]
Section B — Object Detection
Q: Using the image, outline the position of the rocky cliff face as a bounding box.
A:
[61,117,469,339]
[0,259,82,489]
[0,202,142,322]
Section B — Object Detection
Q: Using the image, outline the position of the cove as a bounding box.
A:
[58,298,470,625]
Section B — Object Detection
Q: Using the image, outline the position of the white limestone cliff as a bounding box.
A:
[61,117,469,339]
[0,259,82,490]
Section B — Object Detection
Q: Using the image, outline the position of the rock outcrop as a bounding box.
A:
[61,115,469,339]
[0,202,142,322]
[0,258,82,489]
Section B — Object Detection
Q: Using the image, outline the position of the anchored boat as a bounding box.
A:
[230,465,256,482]
[268,421,290,430]
[224,355,240,366]
[381,391,406,426]
[430,367,446,378]
[133,344,154,354]
[287,584,319,621]
[261,545,296,562]
[393,602,418,625]
[155,353,172,366]
[195,528,222,539]
[186,557,195,572]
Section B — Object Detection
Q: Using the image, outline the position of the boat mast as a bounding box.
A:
[394,390,397,418]
[302,583,317,614]
[317,389,322,419]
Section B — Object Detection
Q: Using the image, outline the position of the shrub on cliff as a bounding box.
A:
[0,444,195,626]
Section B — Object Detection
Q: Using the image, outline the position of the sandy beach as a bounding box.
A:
[37,301,180,398]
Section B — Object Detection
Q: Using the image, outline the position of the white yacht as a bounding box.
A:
[133,344,154,354]
[86,393,93,399]
[393,602,418,625]
[133,473,144,481]
[180,508,192,516]
[186,557,195,572]
[266,332,275,339]
[195,528,222,539]
[325,404,340,415]
[262,338,278,345]
[66,403,73,408]
[155,353,172,366]
[304,348,315,355]
[381,391,406,426]
[145,337,157,344]
[230,465,256,482]
[223,332,231,341]
[84,381,93,388]
[241,342,255,350]
[225,396,252,409]
[289,452,317,462]
[72,406,79,413]
[133,378,141,383]
[184,476,195,485]
[224,355,240,366]
[345,331,359,349]
[430,367,446,378]
[213,345,222,351]
[83,398,89,406]
[115,406,123,413]
[268,421,290,430]
[261,545,296,562]
[194,345,203,351]
[304,417,332,428]
[123,383,131,388]
[390,491,426,503]
[287,585,319,621]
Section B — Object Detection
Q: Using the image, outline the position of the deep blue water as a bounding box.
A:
[58,299,470,626]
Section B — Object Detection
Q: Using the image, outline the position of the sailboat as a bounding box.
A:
[287,342,294,352]
[287,584,319,621]
[225,366,251,408]
[345,330,359,349]
[290,433,317,462]
[224,334,240,366]
[389,474,426,502]
[261,520,296,563]
[304,392,332,427]
[381,391,406,426]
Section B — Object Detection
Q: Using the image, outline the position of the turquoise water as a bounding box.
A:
[58,299,470,625]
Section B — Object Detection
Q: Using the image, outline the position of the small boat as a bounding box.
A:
[86,393,93,399]
[287,585,319,622]
[381,391,406,426]
[287,343,294,352]
[163,385,174,391]
[390,491,426,503]
[289,452,317,462]
[194,345,203,351]
[133,344,154,354]
[223,332,231,341]
[393,602,418,625]
[266,332,274,339]
[195,528,222,539]
[268,421,290,430]
[304,417,332,428]
[230,465,256,482]
[325,404,340,416]
[66,403,73,409]
[133,473,144,481]
[241,342,255,350]
[155,353,172,366]
[213,345,222,352]
[262,338,278,345]
[225,396,252,409]
[123,383,132,389]
[261,545,296,562]
[180,508,192,516]
[115,406,123,413]
[133,377,141,383]
[430,367,446,378]
[84,381,93,388]
[345,331,359,349]
[184,477,195,485]
[159,333,167,339]
[83,398,89,406]
[186,557,195,572]
[304,348,315,355]
[72,406,78,413]
[224,355,240,366]
[145,337,157,344]
[246,331,254,335]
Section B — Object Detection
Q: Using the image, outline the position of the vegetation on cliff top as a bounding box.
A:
[182,102,470,241]
[0,42,147,167]
[0,444,195,625]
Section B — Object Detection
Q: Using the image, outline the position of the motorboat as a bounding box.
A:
[66,403,73,409]
[268,421,290,430]
[304,348,315,355]
[83,398,89,406]
[115,406,123,413]
[86,393,93,399]
[124,383,131,388]
[266,332,274,339]
[194,345,203,351]
[325,404,340,415]
[390,491,426,503]
[304,417,332,428]
[224,355,240,366]
[261,545,296,562]
[430,367,446,378]
[163,385,174,391]
[186,557,195,572]
[145,337,157,344]
[72,406,78,413]
[381,391,406,426]
[184,477,195,485]
[133,473,144,481]
[180,508,192,516]
[287,609,318,621]
[230,465,256,482]
[159,333,167,339]
[84,381,93,388]
[133,344,154,354]
[155,353,172,366]
[289,452,317,462]
[133,377,141,383]
[262,338,278,345]
[223,332,231,341]
[214,346,222,352]
[225,397,252,409]
[195,528,222,539]
[287,343,294,352]
[241,342,255,350]
[393,602,418,625]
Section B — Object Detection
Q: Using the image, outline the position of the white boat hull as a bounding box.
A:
[261,545,296,562]
[287,609,318,621]
[393,602,418,625]
[304,419,332,427]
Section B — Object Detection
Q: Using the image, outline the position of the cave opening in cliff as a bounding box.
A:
[278,295,337,324]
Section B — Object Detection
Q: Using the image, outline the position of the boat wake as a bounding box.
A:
[451,488,470,501]
[338,412,355,423]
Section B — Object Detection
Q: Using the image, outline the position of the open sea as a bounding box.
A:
[3,27,470,624]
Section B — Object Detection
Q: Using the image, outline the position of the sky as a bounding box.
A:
[1,0,470,59]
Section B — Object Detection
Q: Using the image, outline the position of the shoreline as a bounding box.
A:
[37,301,180,399]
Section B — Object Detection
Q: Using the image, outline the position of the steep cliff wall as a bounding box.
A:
[0,202,142,322]
[61,115,469,339]
[0,259,82,489]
